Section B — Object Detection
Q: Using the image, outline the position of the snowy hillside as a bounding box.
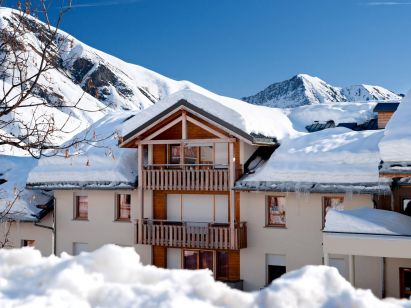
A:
[242,74,401,108]
[0,244,406,307]
[0,7,208,153]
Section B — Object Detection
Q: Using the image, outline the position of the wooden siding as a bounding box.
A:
[378,111,394,129]
[152,246,167,268]
[374,194,392,211]
[393,186,411,213]
[153,122,182,140]
[228,250,240,281]
[153,144,167,164]
[153,191,167,220]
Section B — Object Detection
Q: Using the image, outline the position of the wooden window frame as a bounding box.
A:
[322,196,344,228]
[115,193,131,221]
[265,196,286,228]
[167,144,215,166]
[74,195,88,221]
[400,267,411,298]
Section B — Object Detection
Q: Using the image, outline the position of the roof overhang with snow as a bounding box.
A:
[234,181,391,194]
[120,99,277,147]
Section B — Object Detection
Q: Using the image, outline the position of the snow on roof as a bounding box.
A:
[0,155,51,221]
[238,127,387,188]
[324,208,411,236]
[0,244,401,307]
[379,91,411,162]
[27,113,137,189]
[286,101,377,132]
[121,89,297,143]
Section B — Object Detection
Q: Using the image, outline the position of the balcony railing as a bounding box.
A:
[142,164,229,191]
[137,219,247,250]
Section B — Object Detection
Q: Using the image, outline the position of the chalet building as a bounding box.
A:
[24,90,411,297]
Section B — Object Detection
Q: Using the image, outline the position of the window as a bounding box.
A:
[183,250,227,278]
[266,254,286,285]
[402,199,411,216]
[169,144,181,164]
[168,145,214,166]
[400,268,411,298]
[322,197,344,228]
[266,196,286,227]
[75,196,88,220]
[267,265,286,285]
[116,194,131,220]
[21,240,35,247]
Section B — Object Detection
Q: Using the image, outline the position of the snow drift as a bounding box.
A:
[0,245,406,307]
[379,91,411,162]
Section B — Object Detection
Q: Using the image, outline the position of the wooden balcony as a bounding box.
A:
[142,164,229,191]
[137,219,247,250]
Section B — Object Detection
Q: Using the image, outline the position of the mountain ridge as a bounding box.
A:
[242,74,401,108]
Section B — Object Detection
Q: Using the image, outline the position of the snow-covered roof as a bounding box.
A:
[0,244,401,307]
[324,208,411,236]
[379,91,411,163]
[236,127,390,193]
[27,113,137,190]
[0,155,51,221]
[121,89,297,144]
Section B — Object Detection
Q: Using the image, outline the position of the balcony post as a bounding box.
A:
[137,143,144,244]
[229,142,235,249]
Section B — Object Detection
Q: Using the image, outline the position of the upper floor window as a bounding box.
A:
[322,196,344,227]
[266,196,286,227]
[75,195,88,220]
[168,144,214,165]
[116,194,131,221]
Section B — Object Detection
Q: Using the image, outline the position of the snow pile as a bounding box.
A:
[0,155,50,221]
[240,127,385,184]
[379,91,411,162]
[0,244,405,307]
[287,101,377,131]
[122,89,298,142]
[27,113,137,189]
[324,208,411,236]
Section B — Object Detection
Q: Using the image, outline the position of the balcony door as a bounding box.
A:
[400,268,411,298]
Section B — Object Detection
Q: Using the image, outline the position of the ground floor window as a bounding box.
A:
[182,249,228,279]
[267,265,286,285]
[21,240,35,247]
[400,268,411,298]
[73,242,88,256]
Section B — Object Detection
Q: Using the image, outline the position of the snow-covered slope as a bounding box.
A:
[0,7,208,153]
[0,245,406,307]
[243,74,401,108]
[379,91,411,162]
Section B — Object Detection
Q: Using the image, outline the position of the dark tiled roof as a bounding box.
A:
[373,102,400,113]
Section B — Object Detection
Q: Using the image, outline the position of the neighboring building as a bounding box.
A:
[24,90,411,297]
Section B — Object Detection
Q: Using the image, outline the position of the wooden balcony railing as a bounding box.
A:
[142,164,229,191]
[137,219,247,250]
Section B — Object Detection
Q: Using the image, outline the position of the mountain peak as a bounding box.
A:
[242,74,401,108]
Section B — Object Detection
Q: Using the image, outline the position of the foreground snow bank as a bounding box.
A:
[0,245,406,307]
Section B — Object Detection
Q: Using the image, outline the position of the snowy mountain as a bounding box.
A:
[0,7,207,154]
[242,74,401,108]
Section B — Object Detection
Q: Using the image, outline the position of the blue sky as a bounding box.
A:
[20,0,411,97]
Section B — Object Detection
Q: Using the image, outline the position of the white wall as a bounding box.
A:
[54,189,151,264]
[240,191,374,291]
[1,212,54,256]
